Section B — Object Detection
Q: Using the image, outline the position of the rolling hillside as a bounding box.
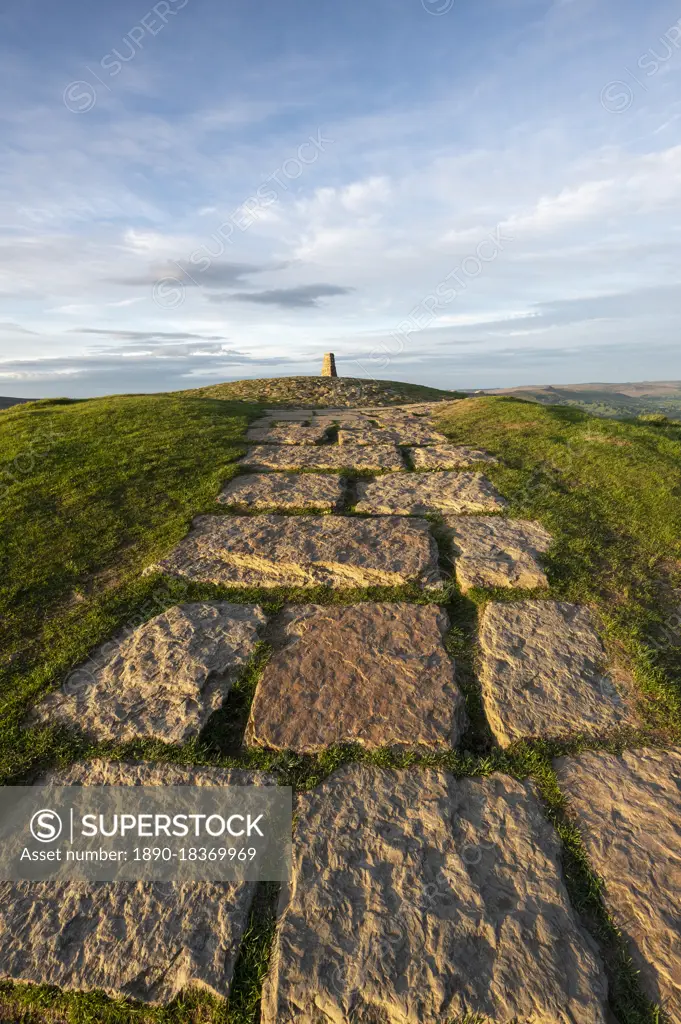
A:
[479,381,681,420]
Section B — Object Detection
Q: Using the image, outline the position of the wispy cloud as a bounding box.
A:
[112,260,274,288]
[215,283,354,308]
[69,328,228,344]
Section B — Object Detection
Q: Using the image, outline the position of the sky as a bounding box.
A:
[1,0,681,397]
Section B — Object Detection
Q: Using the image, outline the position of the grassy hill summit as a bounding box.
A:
[182,374,462,407]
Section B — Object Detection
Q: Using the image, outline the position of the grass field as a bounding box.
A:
[2,389,680,1022]
[0,393,258,787]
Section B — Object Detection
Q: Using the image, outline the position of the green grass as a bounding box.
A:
[0,394,262,784]
[2,390,679,1023]
[434,396,681,739]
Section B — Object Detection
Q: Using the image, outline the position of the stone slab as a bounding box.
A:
[218,473,345,511]
[246,423,329,445]
[238,444,405,472]
[0,761,273,1005]
[246,604,467,752]
[555,748,681,1017]
[261,408,312,421]
[31,603,266,744]
[442,516,552,592]
[479,601,634,747]
[355,471,507,515]
[150,514,442,589]
[262,765,608,1024]
[338,424,447,446]
[410,444,499,470]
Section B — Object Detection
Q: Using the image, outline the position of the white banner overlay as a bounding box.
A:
[0,786,292,881]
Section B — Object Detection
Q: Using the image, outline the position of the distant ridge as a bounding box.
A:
[473,380,681,421]
[0,396,33,410]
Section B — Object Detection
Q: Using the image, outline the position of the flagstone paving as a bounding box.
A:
[354,470,507,515]
[246,423,330,445]
[554,747,681,1019]
[218,472,346,511]
[31,603,267,744]
[0,761,274,1005]
[238,443,405,472]
[409,443,499,469]
[261,765,609,1024]
[253,409,311,422]
[337,424,447,446]
[442,515,553,592]
[479,600,635,747]
[246,604,467,752]
[150,514,443,589]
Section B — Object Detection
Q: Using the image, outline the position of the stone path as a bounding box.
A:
[218,472,345,511]
[33,603,267,743]
[410,443,499,469]
[238,442,405,472]
[262,765,609,1024]
[149,513,442,588]
[14,396,677,1018]
[337,423,447,445]
[441,515,553,591]
[555,748,681,1019]
[0,761,274,1004]
[355,470,506,515]
[479,601,634,747]
[246,604,467,752]
[246,422,330,445]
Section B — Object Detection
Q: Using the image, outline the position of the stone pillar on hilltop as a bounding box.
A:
[321,353,338,377]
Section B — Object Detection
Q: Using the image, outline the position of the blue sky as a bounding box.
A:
[1,0,681,397]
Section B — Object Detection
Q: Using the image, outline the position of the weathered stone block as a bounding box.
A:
[410,444,499,469]
[355,471,507,514]
[555,747,681,1018]
[338,424,447,446]
[32,603,266,744]
[262,765,609,1024]
[218,473,345,511]
[442,515,552,591]
[149,514,442,589]
[479,601,634,746]
[246,604,466,752]
[246,423,330,445]
[239,444,405,472]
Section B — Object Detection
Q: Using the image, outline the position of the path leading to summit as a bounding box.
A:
[2,399,677,1023]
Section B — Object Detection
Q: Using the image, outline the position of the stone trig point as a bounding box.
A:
[321,352,338,377]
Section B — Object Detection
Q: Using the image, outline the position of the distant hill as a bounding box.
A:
[0,396,33,411]
[474,381,681,421]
